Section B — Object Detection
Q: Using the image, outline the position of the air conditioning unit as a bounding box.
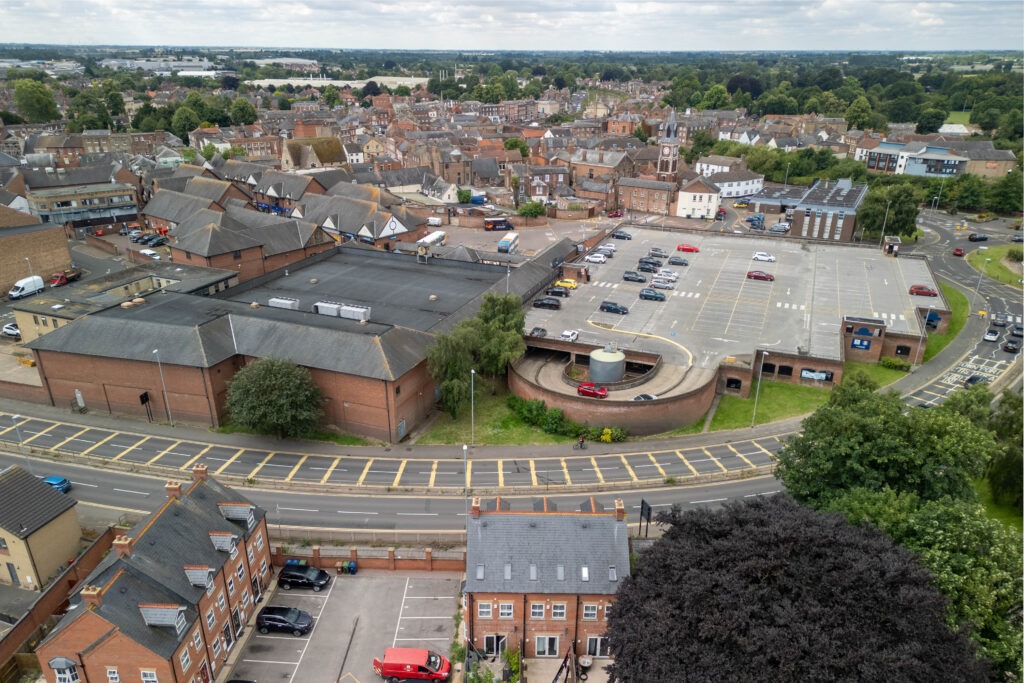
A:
[267,297,299,310]
[312,301,343,316]
[339,304,371,322]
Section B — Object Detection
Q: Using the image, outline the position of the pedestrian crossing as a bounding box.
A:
[872,312,907,321]
[592,281,702,298]
[776,302,807,311]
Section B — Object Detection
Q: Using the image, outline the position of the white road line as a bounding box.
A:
[71,481,98,487]
[243,657,302,663]
[744,491,779,497]
[392,577,411,647]
[396,512,438,516]
[394,637,451,642]
[690,498,727,504]
[337,510,379,515]
[278,507,319,512]
[112,488,149,496]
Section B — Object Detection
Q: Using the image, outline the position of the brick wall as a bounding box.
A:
[0,226,72,295]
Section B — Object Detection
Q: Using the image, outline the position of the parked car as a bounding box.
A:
[637,262,659,273]
[745,214,765,224]
[610,230,632,240]
[632,394,658,401]
[649,247,669,258]
[42,476,72,493]
[983,329,1000,342]
[554,279,577,290]
[964,374,990,387]
[968,233,988,242]
[676,243,700,253]
[138,249,161,260]
[638,257,663,267]
[577,382,608,399]
[129,231,148,243]
[952,247,965,257]
[560,330,579,342]
[1012,324,1024,338]
[532,297,561,310]
[908,285,938,297]
[594,248,614,259]
[278,565,331,591]
[622,271,646,283]
[149,236,169,247]
[656,269,679,281]
[667,256,689,266]
[746,270,775,282]
[2,323,20,339]
[732,199,750,208]
[769,223,791,234]
[639,288,666,301]
[607,209,623,218]
[373,648,452,682]
[584,253,607,264]
[599,301,629,315]
[128,229,143,239]
[545,286,570,298]
[528,327,547,337]
[1003,340,1021,353]
[1013,234,1024,243]
[752,251,776,262]
[599,243,617,252]
[650,278,675,290]
[139,233,162,245]
[748,222,766,231]
[256,606,314,636]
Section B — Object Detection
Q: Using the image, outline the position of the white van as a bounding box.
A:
[426,216,443,227]
[8,275,44,300]
[139,249,161,260]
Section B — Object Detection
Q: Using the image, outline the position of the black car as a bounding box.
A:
[611,231,632,240]
[594,248,614,259]
[256,606,313,636]
[667,256,689,267]
[533,297,561,310]
[637,262,658,273]
[639,288,666,301]
[964,374,989,387]
[599,301,629,315]
[529,327,547,337]
[278,565,331,591]
[545,286,570,297]
[622,271,646,283]
[149,236,169,247]
[129,232,149,243]
[968,233,988,242]
[1012,324,1024,338]
[1004,340,1021,354]
[139,233,163,245]
[638,257,664,268]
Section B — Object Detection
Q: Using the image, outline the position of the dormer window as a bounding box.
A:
[581,566,590,582]
[174,611,187,634]
[229,543,238,560]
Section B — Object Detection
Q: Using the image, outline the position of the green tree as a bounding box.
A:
[986,170,1023,214]
[230,98,257,125]
[517,201,546,218]
[426,330,474,418]
[503,137,529,159]
[987,389,1023,509]
[697,84,730,110]
[322,85,340,107]
[200,143,219,161]
[171,106,200,145]
[457,189,472,204]
[948,174,987,212]
[857,185,921,240]
[105,91,125,117]
[916,108,948,134]
[845,95,874,130]
[225,358,323,438]
[13,79,58,123]
[632,127,648,143]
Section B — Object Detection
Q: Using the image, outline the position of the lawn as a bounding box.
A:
[923,282,970,362]
[975,479,1023,532]
[843,360,907,387]
[710,381,830,431]
[215,423,371,446]
[944,111,971,125]
[416,384,568,446]
[966,245,1023,287]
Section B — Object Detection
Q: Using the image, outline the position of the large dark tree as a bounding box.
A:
[607,496,990,683]
[225,358,323,438]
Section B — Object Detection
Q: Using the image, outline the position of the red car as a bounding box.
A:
[909,285,938,297]
[676,243,700,253]
[577,382,609,399]
[746,270,775,281]
[607,209,623,218]
[952,247,964,257]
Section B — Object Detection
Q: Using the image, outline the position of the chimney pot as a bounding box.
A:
[192,464,209,482]
[165,480,183,499]
[112,534,133,559]
[615,499,625,521]
[81,585,103,608]
[470,497,481,518]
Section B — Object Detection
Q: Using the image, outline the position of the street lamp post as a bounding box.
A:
[152,349,174,426]
[878,200,892,249]
[750,351,768,428]
[11,414,28,472]
[470,369,475,449]
[974,258,991,306]
[24,257,32,277]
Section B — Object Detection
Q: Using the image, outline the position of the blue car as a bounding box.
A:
[43,476,72,493]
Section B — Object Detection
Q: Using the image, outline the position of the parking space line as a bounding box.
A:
[285,455,308,482]
[180,444,212,470]
[147,440,182,465]
[530,460,538,487]
[80,431,118,456]
[23,422,58,444]
[703,447,728,473]
[750,441,775,460]
[357,459,374,486]
[589,457,605,484]
[647,453,666,479]
[497,460,504,487]
[319,457,341,485]
[395,637,450,642]
[675,450,699,476]
[727,444,754,468]
[428,461,438,487]
[246,452,276,480]
[392,577,411,647]
[392,460,407,487]
[51,427,89,451]
[214,448,244,475]
[560,458,572,485]
[619,455,639,482]
[111,435,151,462]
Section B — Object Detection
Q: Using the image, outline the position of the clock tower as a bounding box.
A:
[657,110,679,182]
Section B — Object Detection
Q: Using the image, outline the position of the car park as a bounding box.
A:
[279,565,331,591]
[649,247,669,258]
[752,251,776,262]
[667,256,689,266]
[576,382,608,399]
[952,247,965,257]
[256,606,314,636]
[637,262,658,273]
[968,233,988,242]
[964,374,989,387]
[650,278,675,290]
[656,269,679,281]
[528,327,547,337]
[584,253,607,264]
[599,301,629,314]
[676,243,700,252]
[545,286,570,298]
[908,285,938,297]
[607,209,623,218]
[991,312,1009,326]
[554,279,577,290]
[1004,340,1021,353]
[639,288,666,301]
[2,323,20,339]
[42,476,72,493]
[746,270,775,282]
[983,329,1000,342]
[560,330,579,342]
[632,394,658,401]
[532,297,561,310]
[622,271,646,283]
[610,230,632,239]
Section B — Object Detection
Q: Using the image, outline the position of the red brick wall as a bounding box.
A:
[468,592,614,658]
[0,225,71,295]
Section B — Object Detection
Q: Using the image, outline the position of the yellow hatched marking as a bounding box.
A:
[529,460,538,487]
[560,458,572,486]
[356,459,374,486]
[180,445,212,471]
[428,461,438,488]
[751,440,776,460]
[392,460,407,488]
[465,460,472,489]
[246,452,276,480]
[727,444,755,468]
[619,455,639,482]
[497,460,504,488]
[703,447,727,473]
[675,450,699,476]
[80,432,118,457]
[112,436,151,462]
[147,440,182,466]
[319,457,341,485]
[285,455,309,482]
[647,453,667,479]
[52,427,89,451]
[213,448,244,475]
[23,422,58,444]
[589,457,605,484]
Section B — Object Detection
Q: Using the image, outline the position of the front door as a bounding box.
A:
[6,562,19,586]
[587,637,610,657]
[251,575,262,603]
[231,607,243,636]
[222,623,234,651]
[197,661,210,683]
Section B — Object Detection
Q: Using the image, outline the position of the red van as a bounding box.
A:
[373,648,451,681]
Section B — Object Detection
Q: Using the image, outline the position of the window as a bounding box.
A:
[206,609,215,628]
[529,564,537,581]
[141,672,158,683]
[236,564,245,581]
[229,544,238,560]
[174,611,186,635]
[217,594,226,611]
[179,649,191,671]
[55,667,80,683]
[556,565,565,581]
[242,590,250,607]
[609,566,617,582]
[552,604,566,620]
[255,533,264,551]
[499,603,513,619]
[475,565,484,580]
[531,604,545,619]
[260,559,268,576]
[212,638,221,657]
[503,563,511,580]
[206,577,214,596]
[106,669,120,683]
[0,537,7,551]
[193,630,202,650]
[587,636,610,657]
[477,603,492,619]
[583,604,598,620]
[536,636,559,657]
[227,578,235,595]
[581,566,590,582]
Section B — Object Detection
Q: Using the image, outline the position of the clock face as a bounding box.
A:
[662,146,670,156]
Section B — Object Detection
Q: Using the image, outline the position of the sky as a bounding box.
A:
[1,0,1022,52]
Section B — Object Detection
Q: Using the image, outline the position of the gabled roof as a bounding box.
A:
[142,190,219,223]
[21,162,122,190]
[253,170,321,199]
[680,177,721,194]
[0,465,77,538]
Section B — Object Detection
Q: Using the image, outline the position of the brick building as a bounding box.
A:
[464,497,629,662]
[616,177,676,216]
[36,465,272,683]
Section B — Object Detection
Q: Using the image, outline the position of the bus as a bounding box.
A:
[497,232,519,254]
[484,217,514,231]
[417,231,447,248]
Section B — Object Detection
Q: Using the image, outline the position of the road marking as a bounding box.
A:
[497,460,504,488]
[147,440,182,465]
[243,657,301,664]
[465,459,472,489]
[727,444,754,468]
[703,447,727,473]
[285,455,308,482]
[428,461,437,488]
[750,440,776,460]
[356,459,374,486]
[278,507,318,512]
[392,460,406,488]
[319,457,341,485]
[213,448,244,475]
[392,578,411,647]
[396,512,438,516]
[111,435,151,462]
[647,453,666,479]
[23,422,59,444]
[560,458,572,485]
[619,455,639,482]
[337,510,378,515]
[589,457,605,484]
[70,481,97,487]
[246,452,277,480]
[180,444,212,471]
[691,498,728,504]
[51,427,90,451]
[79,431,118,456]
[530,460,538,487]
[112,488,149,496]
[675,450,699,476]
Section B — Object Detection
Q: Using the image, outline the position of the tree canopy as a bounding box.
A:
[607,496,989,682]
[13,79,58,123]
[225,358,323,438]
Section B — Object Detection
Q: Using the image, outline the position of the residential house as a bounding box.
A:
[564,149,631,186]
[706,168,764,199]
[464,497,630,661]
[676,177,721,219]
[694,155,745,178]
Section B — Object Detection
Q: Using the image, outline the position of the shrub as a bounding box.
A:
[542,407,567,434]
[449,641,466,663]
[879,357,911,371]
[1008,246,1023,263]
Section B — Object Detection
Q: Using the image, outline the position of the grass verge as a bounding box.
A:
[710,381,830,431]
[843,360,907,387]
[923,282,970,362]
[966,245,1023,287]
[944,111,971,125]
[974,478,1023,532]
[215,422,371,446]
[416,384,567,446]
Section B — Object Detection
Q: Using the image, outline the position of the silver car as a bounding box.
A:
[656,269,679,281]
[650,278,675,290]
[752,251,776,262]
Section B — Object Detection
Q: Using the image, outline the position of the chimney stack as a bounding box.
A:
[112,535,134,559]
[192,464,208,482]
[614,499,625,521]
[165,480,182,499]
[81,585,103,608]
[470,497,481,518]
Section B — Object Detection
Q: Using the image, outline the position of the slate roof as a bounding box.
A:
[0,204,42,229]
[182,176,245,204]
[21,162,121,190]
[707,168,763,184]
[465,508,630,595]
[680,177,721,194]
[253,170,318,199]
[173,206,321,258]
[0,465,77,539]
[142,190,218,223]
[618,177,675,191]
